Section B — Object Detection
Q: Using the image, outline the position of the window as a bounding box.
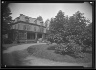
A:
[40,27,43,32]
[27,25,30,31]
[23,25,27,30]
[15,24,16,29]
[27,32,35,40]
[18,32,26,40]
[40,21,43,26]
[34,26,36,32]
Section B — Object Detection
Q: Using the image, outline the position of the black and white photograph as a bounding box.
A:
[2,1,94,68]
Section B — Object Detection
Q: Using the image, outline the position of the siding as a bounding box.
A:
[18,23,25,30]
[11,24,14,29]
[11,23,46,33]
[36,26,39,32]
[37,20,42,26]
[30,25,34,31]
[12,24,18,29]
[14,19,18,23]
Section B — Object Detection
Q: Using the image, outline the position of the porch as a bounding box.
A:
[8,30,46,43]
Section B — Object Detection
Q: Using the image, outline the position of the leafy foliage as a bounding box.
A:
[37,16,43,21]
[48,10,68,43]
[47,10,92,56]
[45,19,50,27]
[2,3,12,35]
[2,3,13,44]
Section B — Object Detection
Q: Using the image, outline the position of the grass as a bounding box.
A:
[2,43,92,66]
[27,44,92,63]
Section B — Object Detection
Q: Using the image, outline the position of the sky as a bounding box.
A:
[8,2,92,23]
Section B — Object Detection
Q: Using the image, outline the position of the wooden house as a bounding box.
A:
[9,14,47,43]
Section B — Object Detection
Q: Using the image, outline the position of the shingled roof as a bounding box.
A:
[13,14,44,26]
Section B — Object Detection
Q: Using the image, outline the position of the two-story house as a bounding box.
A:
[9,14,47,43]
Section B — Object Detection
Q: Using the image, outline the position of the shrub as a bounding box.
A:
[74,52,88,58]
[82,46,92,53]
[54,42,84,57]
[47,45,57,50]
[61,42,83,53]
[55,43,69,54]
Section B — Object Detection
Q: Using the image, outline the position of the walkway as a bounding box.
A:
[3,43,46,53]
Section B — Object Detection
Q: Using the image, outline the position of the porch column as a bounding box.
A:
[25,32,27,43]
[35,33,38,41]
[42,34,45,39]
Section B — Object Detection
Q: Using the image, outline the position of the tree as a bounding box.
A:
[37,16,44,26]
[67,11,87,41]
[2,3,12,35]
[53,10,66,33]
[66,11,92,53]
[47,10,68,43]
[48,10,92,55]
[2,2,12,44]
[68,11,87,35]
[45,19,50,27]
[82,22,92,48]
[37,16,43,21]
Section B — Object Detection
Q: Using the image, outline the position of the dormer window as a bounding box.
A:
[16,17,20,22]
[20,14,24,16]
[25,16,29,22]
[34,19,37,24]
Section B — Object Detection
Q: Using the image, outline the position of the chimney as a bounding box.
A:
[20,14,23,16]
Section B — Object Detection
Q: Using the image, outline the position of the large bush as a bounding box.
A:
[47,10,92,55]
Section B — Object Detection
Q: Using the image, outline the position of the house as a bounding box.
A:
[8,14,47,43]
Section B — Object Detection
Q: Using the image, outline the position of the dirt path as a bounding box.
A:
[3,43,46,53]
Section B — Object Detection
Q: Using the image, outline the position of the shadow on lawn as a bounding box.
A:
[2,49,29,66]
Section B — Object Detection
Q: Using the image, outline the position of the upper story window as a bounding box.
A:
[34,26,36,32]
[23,25,27,30]
[39,21,43,26]
[34,20,37,24]
[39,26,43,33]
[27,25,30,31]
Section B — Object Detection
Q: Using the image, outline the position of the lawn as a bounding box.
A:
[2,43,92,66]
[27,44,92,63]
